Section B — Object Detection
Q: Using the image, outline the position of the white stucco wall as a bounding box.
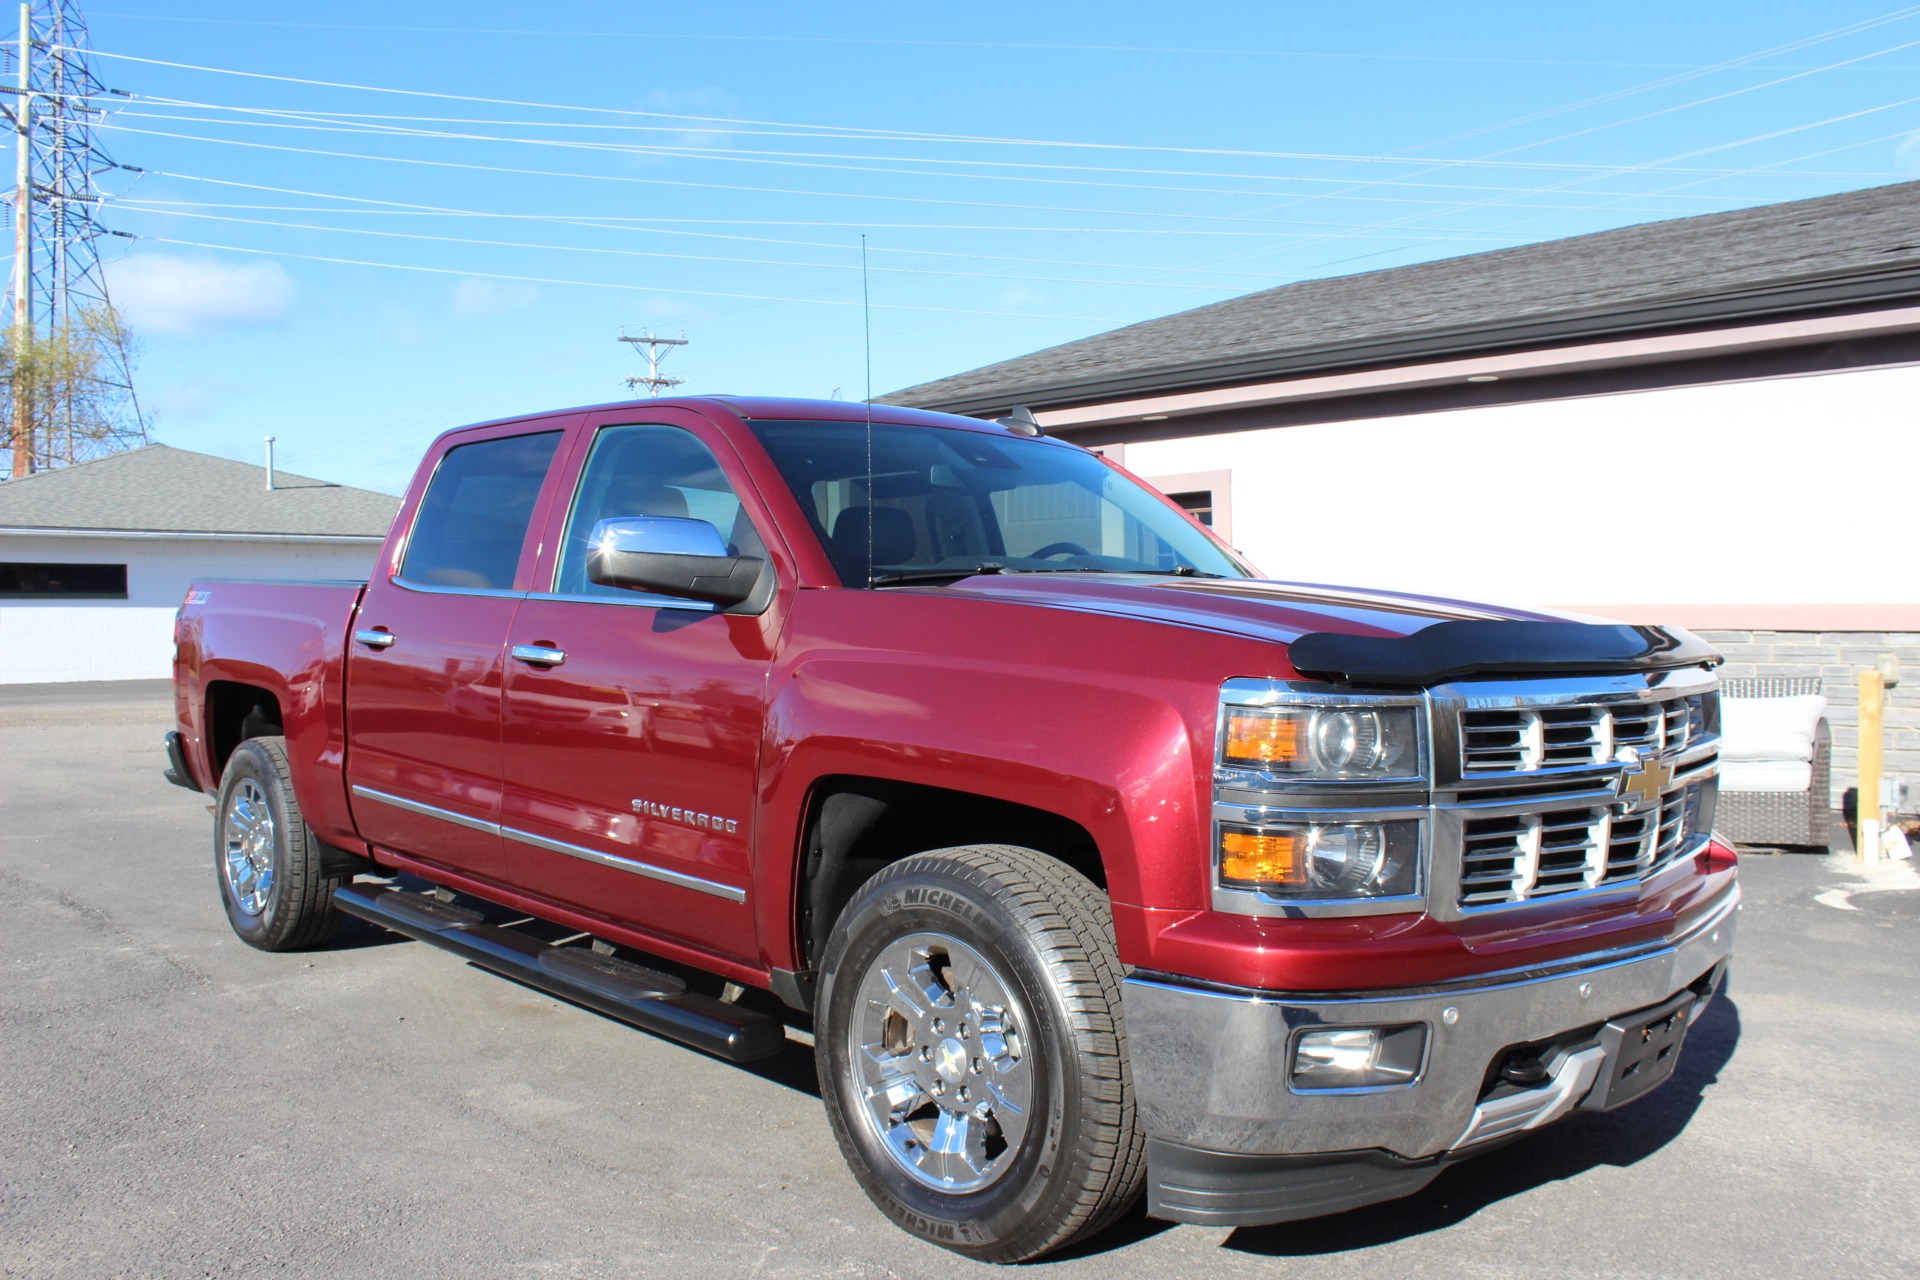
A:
[1119,364,1920,617]
[0,535,381,684]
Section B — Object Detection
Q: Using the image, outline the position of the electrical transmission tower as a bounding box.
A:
[4,0,144,477]
[619,331,687,397]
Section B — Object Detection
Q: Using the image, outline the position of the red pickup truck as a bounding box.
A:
[166,396,1736,1262]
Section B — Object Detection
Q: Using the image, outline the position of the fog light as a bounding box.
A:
[1296,1028,1378,1073]
[1290,1023,1427,1090]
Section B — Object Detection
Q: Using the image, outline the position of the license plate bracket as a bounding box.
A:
[1584,989,1696,1111]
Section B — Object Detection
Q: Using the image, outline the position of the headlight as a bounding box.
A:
[1222,705,1422,781]
[1219,819,1420,899]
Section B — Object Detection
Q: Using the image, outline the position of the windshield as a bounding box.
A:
[749,419,1250,585]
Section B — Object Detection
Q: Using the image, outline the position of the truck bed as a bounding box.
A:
[172,578,369,846]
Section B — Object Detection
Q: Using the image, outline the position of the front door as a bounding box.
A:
[345,425,567,882]
[499,413,778,961]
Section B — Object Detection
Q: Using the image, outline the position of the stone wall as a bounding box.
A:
[1698,630,1920,813]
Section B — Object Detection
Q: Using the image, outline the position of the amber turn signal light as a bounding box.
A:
[1224,709,1301,766]
[1220,829,1305,885]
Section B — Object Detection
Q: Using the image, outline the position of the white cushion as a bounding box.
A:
[1719,759,1813,793]
[1719,694,1826,763]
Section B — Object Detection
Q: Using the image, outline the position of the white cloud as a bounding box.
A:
[150,377,242,422]
[107,253,296,338]
[452,277,541,318]
[1899,128,1920,172]
[631,87,737,158]
[384,306,427,347]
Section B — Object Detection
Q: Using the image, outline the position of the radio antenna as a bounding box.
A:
[862,233,874,588]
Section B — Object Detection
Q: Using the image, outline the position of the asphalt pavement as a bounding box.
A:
[3,681,1918,1279]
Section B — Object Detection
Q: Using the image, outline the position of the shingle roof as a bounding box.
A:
[0,444,400,537]
[884,179,1920,415]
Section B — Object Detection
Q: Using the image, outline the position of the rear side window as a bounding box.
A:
[400,431,561,590]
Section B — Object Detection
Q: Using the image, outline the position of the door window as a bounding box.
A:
[554,424,767,601]
[399,431,562,590]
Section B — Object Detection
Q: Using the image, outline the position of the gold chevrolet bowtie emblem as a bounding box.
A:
[1616,747,1674,811]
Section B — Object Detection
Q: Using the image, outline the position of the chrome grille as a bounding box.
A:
[1457,782,1710,908]
[1461,695,1706,774]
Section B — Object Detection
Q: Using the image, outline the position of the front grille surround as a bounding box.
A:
[1429,668,1720,918]
[1213,668,1721,921]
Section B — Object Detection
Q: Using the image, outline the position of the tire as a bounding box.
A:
[214,736,343,951]
[815,845,1146,1263]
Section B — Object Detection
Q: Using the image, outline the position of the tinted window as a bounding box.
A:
[1167,490,1213,527]
[749,420,1245,585]
[400,431,561,590]
[554,423,767,600]
[0,562,127,598]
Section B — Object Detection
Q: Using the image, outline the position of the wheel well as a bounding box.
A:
[206,682,284,782]
[797,775,1105,968]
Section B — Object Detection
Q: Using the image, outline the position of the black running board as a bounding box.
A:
[333,883,784,1062]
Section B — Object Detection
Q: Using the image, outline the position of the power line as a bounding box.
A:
[76,45,1920,171]
[132,235,1127,320]
[111,101,1902,188]
[111,206,1292,290]
[74,15,1788,69]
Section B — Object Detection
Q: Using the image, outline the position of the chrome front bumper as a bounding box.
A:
[1123,885,1738,1224]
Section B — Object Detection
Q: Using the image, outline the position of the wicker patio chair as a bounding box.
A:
[1715,676,1832,849]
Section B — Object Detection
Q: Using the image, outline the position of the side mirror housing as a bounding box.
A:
[586,517,763,608]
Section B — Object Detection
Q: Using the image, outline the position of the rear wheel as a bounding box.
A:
[215,736,343,951]
[815,845,1145,1262]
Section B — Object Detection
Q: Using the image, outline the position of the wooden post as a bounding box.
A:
[1859,669,1885,866]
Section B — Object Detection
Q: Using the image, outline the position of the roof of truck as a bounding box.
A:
[455,394,1018,436]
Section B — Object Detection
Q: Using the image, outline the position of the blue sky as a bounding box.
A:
[66,2,1920,493]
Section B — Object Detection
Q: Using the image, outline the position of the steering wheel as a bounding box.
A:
[1029,541,1092,560]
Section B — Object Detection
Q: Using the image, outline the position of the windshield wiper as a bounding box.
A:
[867,562,1007,587]
[1130,565,1223,578]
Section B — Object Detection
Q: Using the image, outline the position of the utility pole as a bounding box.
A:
[10,3,32,477]
[619,331,687,397]
[4,0,144,477]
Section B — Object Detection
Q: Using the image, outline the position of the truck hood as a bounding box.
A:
[942,573,1567,645]
[938,574,1716,684]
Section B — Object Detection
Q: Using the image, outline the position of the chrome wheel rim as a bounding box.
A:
[849,931,1032,1194]
[221,778,276,917]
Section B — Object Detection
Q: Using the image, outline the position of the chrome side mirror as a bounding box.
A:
[586,517,763,608]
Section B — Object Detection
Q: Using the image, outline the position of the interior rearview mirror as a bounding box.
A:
[587,516,763,608]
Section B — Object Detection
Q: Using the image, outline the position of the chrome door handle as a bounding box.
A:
[511,644,567,667]
[354,630,396,649]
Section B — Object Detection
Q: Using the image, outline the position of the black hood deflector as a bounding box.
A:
[1288,620,1721,687]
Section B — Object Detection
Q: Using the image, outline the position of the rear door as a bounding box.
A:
[497,408,782,960]
[344,422,571,882]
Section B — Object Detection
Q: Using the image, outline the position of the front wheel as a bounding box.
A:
[214,736,343,951]
[815,845,1145,1262]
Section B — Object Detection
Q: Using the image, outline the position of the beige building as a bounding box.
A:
[886,181,1920,809]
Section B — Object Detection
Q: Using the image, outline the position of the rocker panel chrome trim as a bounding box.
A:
[348,785,747,903]
[502,826,747,904]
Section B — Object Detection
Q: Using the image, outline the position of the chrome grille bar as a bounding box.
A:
[1461,695,1705,774]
